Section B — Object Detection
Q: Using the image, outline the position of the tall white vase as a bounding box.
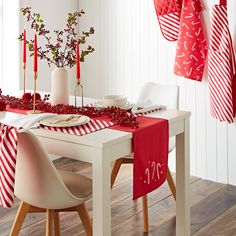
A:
[51,67,69,105]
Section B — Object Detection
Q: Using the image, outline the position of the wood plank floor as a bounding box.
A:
[1,157,236,236]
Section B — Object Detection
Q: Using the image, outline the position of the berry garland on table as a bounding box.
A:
[0,90,139,128]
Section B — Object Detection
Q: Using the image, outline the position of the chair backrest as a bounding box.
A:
[137,82,179,109]
[15,130,80,209]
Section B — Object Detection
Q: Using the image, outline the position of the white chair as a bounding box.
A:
[10,130,92,236]
[111,82,179,233]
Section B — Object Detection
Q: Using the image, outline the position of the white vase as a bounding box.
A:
[51,67,69,105]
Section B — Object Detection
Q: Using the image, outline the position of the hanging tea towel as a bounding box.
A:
[174,0,208,81]
[208,0,236,123]
[153,0,182,41]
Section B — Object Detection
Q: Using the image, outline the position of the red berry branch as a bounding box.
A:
[18,7,95,68]
[0,90,139,128]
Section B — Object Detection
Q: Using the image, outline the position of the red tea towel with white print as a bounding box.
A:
[174,0,207,81]
[208,0,236,123]
[153,0,182,41]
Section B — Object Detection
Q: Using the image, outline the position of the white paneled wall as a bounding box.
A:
[0,0,2,89]
[81,0,236,185]
[0,0,20,95]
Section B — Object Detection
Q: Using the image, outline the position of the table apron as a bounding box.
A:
[169,119,185,138]
[37,136,132,163]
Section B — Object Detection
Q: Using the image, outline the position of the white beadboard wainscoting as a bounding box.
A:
[80,0,236,185]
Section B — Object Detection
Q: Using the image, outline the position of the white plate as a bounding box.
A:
[95,101,134,110]
[40,114,90,127]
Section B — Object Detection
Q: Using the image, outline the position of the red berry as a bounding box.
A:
[32,93,41,101]
[0,100,6,111]
[22,93,32,100]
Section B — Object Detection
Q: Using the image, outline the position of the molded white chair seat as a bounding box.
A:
[58,170,92,200]
[10,130,93,236]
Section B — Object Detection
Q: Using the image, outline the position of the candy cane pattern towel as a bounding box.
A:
[174,0,207,81]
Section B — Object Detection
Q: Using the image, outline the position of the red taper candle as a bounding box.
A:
[76,41,80,82]
[23,27,26,64]
[34,32,38,73]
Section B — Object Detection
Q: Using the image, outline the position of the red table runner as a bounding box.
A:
[111,116,169,199]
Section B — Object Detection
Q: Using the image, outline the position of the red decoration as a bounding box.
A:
[23,28,26,63]
[0,90,138,128]
[174,0,207,81]
[22,93,32,100]
[0,100,6,111]
[34,32,38,73]
[32,93,41,101]
[76,42,80,82]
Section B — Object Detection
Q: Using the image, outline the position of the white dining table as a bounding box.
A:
[0,107,191,236]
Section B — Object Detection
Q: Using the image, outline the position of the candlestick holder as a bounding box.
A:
[74,80,84,107]
[27,72,41,114]
[23,63,26,94]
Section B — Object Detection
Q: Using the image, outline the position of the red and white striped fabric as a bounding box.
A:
[208,0,236,123]
[157,12,180,41]
[41,119,114,136]
[0,124,21,208]
[153,0,182,42]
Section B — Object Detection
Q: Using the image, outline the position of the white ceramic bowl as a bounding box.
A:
[102,95,127,107]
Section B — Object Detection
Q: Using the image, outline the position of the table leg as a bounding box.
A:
[92,148,111,236]
[176,117,190,236]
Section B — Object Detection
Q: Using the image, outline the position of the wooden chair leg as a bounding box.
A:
[9,201,30,236]
[46,209,54,236]
[111,159,124,188]
[76,203,92,236]
[167,167,176,201]
[54,212,60,236]
[142,195,149,233]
